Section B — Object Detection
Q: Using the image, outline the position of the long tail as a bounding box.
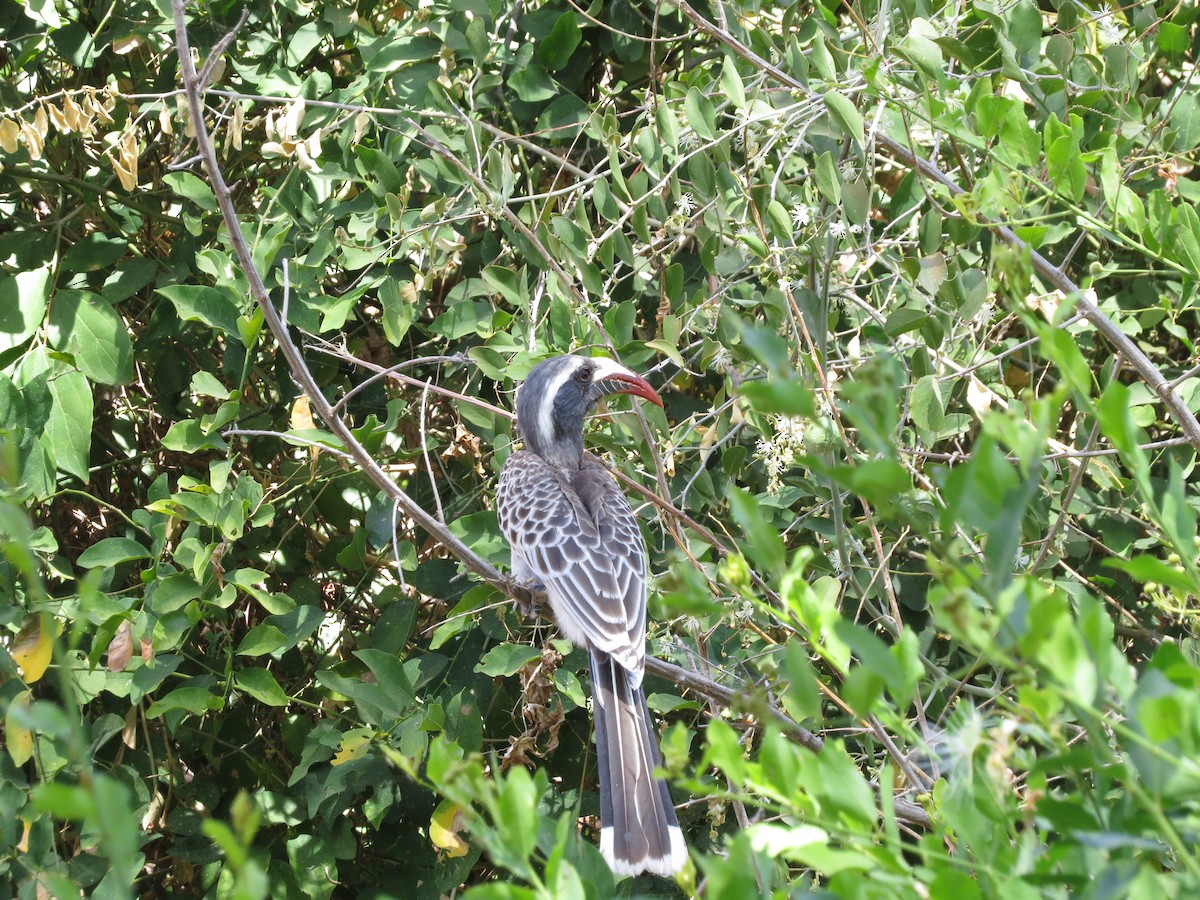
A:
[589,651,687,877]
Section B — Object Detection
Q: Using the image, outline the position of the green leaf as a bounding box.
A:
[190,371,232,399]
[814,151,842,205]
[882,307,928,337]
[47,291,134,385]
[739,380,815,417]
[1005,0,1043,63]
[1106,556,1197,595]
[802,741,876,828]
[824,91,863,145]
[0,267,50,354]
[156,284,242,336]
[31,782,96,819]
[902,18,943,78]
[684,87,717,141]
[728,487,785,575]
[162,171,217,211]
[475,643,542,677]
[721,56,747,111]
[236,624,288,657]
[61,234,127,273]
[354,648,417,709]
[235,668,291,707]
[145,685,225,718]
[482,266,525,308]
[1158,22,1189,60]
[161,418,228,453]
[45,366,93,481]
[509,63,558,103]
[910,374,944,432]
[538,13,581,71]
[380,278,419,346]
[77,537,152,568]
[1046,135,1087,204]
[998,104,1040,167]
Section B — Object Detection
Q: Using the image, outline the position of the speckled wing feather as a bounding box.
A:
[497,449,647,681]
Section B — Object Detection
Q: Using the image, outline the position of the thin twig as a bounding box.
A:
[197,7,249,91]
[419,381,445,523]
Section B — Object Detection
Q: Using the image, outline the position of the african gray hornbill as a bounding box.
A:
[497,354,686,878]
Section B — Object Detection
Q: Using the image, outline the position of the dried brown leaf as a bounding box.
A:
[107,620,133,672]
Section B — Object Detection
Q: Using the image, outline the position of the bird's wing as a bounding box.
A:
[497,450,647,678]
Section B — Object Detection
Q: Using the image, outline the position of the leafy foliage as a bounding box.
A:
[2,0,1200,897]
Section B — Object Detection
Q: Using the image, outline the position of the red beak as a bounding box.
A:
[591,358,663,407]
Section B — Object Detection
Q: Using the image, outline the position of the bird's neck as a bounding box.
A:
[523,413,585,468]
[535,438,583,469]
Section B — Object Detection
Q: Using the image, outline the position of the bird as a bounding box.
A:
[496,354,687,878]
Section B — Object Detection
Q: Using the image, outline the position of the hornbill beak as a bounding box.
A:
[590,358,664,408]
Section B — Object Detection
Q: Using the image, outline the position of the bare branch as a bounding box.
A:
[197,7,250,91]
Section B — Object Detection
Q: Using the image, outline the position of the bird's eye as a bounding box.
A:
[576,367,593,383]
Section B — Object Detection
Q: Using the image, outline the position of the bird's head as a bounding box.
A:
[514,355,662,467]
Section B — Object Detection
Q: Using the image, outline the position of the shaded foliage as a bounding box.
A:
[2,0,1200,897]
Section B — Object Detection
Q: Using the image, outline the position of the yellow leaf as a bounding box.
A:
[19,120,43,161]
[229,102,244,151]
[331,728,374,766]
[430,800,469,858]
[290,396,314,430]
[5,689,34,765]
[11,614,55,683]
[112,34,144,55]
[0,119,19,154]
[115,128,139,191]
[46,102,69,133]
[122,706,138,749]
[63,95,85,133]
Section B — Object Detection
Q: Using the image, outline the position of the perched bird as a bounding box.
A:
[497,354,686,878]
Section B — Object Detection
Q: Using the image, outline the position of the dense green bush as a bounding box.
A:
[2,0,1199,897]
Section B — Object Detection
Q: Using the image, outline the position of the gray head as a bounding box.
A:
[514,355,662,467]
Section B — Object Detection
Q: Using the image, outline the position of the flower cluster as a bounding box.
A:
[755,414,807,493]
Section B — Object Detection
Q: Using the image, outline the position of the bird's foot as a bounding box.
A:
[506,576,546,619]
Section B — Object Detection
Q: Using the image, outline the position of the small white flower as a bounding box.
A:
[791,204,812,228]
[849,223,863,234]
[676,192,695,215]
[973,301,995,326]
[829,220,847,238]
[1098,20,1123,47]
[679,129,699,150]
